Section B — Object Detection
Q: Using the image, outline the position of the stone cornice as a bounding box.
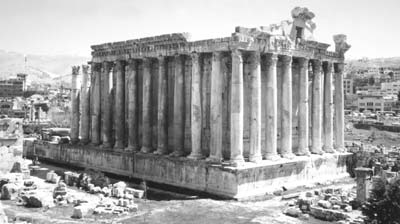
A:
[91,31,344,63]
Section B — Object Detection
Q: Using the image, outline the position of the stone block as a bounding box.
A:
[309,206,350,221]
[344,205,352,212]
[1,183,19,200]
[332,205,340,210]
[125,187,144,199]
[305,191,313,197]
[317,200,332,209]
[72,205,90,219]
[284,207,302,218]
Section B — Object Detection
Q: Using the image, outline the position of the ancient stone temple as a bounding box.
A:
[30,7,352,199]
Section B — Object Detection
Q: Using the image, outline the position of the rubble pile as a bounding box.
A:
[0,162,145,221]
[283,187,365,223]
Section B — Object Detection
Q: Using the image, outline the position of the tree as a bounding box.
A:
[368,77,375,86]
[362,176,400,224]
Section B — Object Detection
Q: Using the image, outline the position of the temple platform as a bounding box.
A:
[24,140,352,200]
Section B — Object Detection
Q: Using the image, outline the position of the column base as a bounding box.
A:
[154,147,168,155]
[70,139,79,145]
[187,153,204,160]
[323,146,335,153]
[113,141,125,150]
[124,146,137,152]
[80,139,90,145]
[264,154,281,161]
[334,147,346,153]
[206,155,222,163]
[311,149,324,155]
[281,152,295,159]
[140,146,153,153]
[100,142,112,149]
[90,141,101,146]
[296,149,311,156]
[229,158,245,167]
[249,154,262,163]
[169,150,184,157]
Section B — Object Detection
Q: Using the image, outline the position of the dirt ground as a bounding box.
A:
[345,124,400,148]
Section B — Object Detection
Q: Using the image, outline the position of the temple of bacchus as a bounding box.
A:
[27,7,352,199]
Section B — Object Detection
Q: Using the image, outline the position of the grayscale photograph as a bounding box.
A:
[0,0,399,223]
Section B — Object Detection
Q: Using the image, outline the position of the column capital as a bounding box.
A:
[334,62,345,73]
[323,61,333,73]
[91,63,102,72]
[212,51,222,61]
[142,57,152,67]
[231,49,243,62]
[265,53,278,66]
[298,57,309,67]
[72,66,80,76]
[115,60,126,70]
[157,55,165,63]
[191,52,199,60]
[127,58,137,66]
[281,55,292,65]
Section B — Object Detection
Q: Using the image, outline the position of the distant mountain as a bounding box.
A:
[346,57,400,69]
[0,49,90,85]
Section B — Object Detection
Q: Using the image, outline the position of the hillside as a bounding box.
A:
[346,57,400,69]
[0,50,90,85]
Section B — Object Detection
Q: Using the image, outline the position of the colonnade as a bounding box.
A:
[70,50,345,166]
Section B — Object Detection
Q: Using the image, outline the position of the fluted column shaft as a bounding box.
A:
[298,58,310,155]
[188,52,203,159]
[101,62,113,148]
[141,58,153,153]
[114,60,126,150]
[70,66,80,144]
[208,51,223,162]
[334,63,345,151]
[80,65,90,144]
[311,60,323,154]
[170,55,185,156]
[155,56,168,155]
[323,62,334,153]
[281,55,295,159]
[91,63,101,145]
[265,54,280,160]
[249,52,262,162]
[126,59,139,151]
[230,50,245,165]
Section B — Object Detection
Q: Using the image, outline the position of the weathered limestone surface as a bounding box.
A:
[114,60,126,150]
[323,62,334,153]
[170,55,185,157]
[90,63,101,145]
[188,53,203,159]
[208,52,223,162]
[155,57,168,155]
[311,60,323,154]
[126,59,139,151]
[248,52,262,162]
[298,58,310,155]
[70,66,80,144]
[264,54,280,160]
[140,58,153,153]
[334,63,345,151]
[230,50,245,165]
[100,62,112,148]
[281,56,295,159]
[80,65,90,144]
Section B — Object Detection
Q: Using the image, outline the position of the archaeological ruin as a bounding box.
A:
[26,7,353,199]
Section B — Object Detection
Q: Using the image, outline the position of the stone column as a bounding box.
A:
[230,49,245,166]
[170,54,185,157]
[264,54,280,160]
[140,58,153,153]
[126,59,139,151]
[101,61,113,148]
[311,59,323,154]
[334,62,345,152]
[70,66,80,144]
[91,63,101,145]
[154,56,168,155]
[323,61,335,153]
[113,60,126,150]
[281,55,295,159]
[249,52,262,162]
[355,167,373,203]
[208,51,223,162]
[80,65,90,144]
[297,58,310,155]
[188,52,203,159]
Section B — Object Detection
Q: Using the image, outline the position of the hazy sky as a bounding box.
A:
[0,0,399,59]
